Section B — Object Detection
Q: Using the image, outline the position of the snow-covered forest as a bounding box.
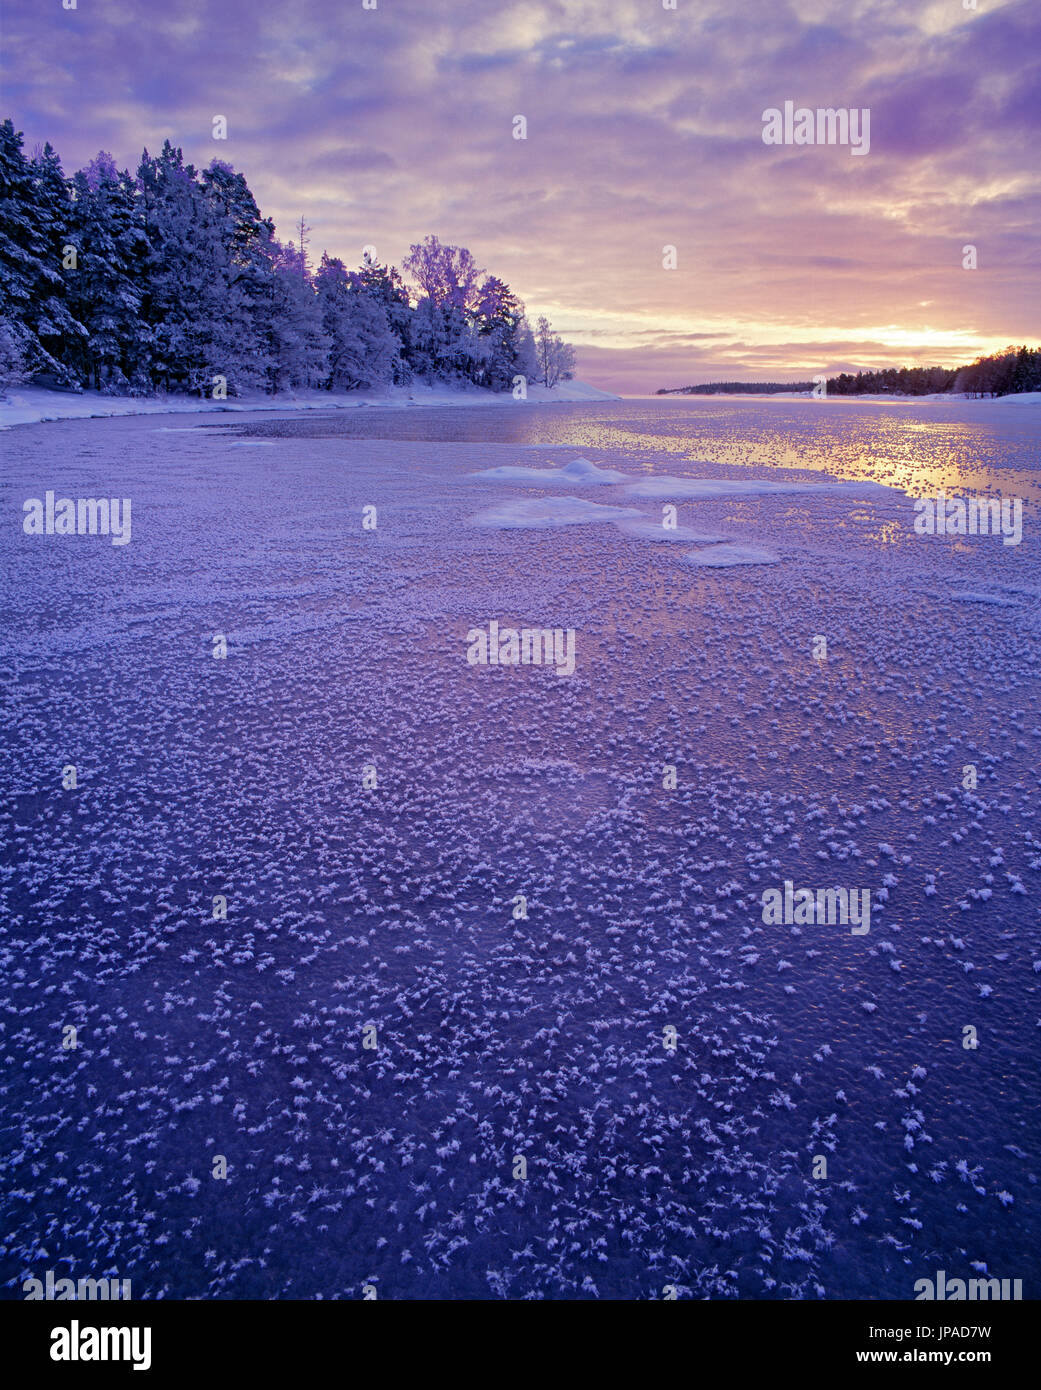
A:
[0,119,576,398]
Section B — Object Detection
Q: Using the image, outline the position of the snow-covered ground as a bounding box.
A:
[1,396,1038,1301]
[0,378,618,430]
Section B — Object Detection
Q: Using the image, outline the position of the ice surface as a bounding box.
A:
[625,475,895,500]
[1,396,1037,1303]
[612,518,731,543]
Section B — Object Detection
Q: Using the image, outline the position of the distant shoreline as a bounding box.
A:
[658,346,1041,401]
[643,390,1041,406]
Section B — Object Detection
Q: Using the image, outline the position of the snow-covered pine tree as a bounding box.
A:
[352,251,413,383]
[199,159,278,393]
[260,240,330,392]
[403,236,490,383]
[137,141,273,396]
[67,153,149,392]
[136,141,208,392]
[0,121,41,373]
[0,317,26,392]
[0,121,84,385]
[511,316,538,387]
[28,140,88,384]
[475,276,527,391]
[315,252,400,390]
[408,296,482,383]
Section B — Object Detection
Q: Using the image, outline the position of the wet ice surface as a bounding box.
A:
[1,397,1039,1301]
[612,519,731,544]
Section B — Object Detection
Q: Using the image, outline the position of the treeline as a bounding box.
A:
[0,118,575,398]
[657,381,813,395]
[828,347,1041,398]
[827,365,955,395]
[659,346,1041,399]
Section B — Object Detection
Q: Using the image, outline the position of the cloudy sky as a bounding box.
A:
[3,0,1038,393]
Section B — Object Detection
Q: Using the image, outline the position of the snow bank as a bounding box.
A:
[0,379,619,430]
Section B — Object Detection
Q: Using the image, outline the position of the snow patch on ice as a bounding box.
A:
[470,496,641,529]
[682,543,781,567]
[472,457,629,485]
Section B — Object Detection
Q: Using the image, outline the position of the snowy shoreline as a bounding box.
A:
[0,378,620,431]
[6,382,1036,432]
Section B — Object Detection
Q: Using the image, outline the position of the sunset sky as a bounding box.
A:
[3,0,1038,393]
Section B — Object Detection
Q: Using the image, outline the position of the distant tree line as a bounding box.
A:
[826,365,956,396]
[657,381,813,395]
[827,347,1041,398]
[0,118,575,397]
[659,347,1040,399]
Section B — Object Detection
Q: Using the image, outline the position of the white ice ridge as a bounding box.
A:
[471,457,630,485]
[950,591,1021,606]
[612,518,731,544]
[950,583,1041,606]
[470,496,641,528]
[682,543,781,567]
[624,475,895,499]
